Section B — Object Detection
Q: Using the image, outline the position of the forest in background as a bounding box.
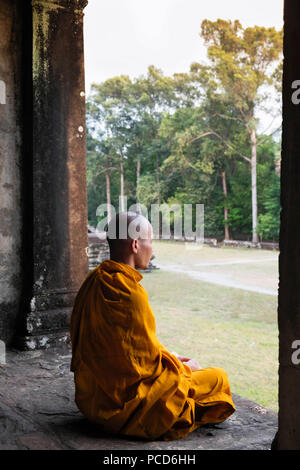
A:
[86,19,283,242]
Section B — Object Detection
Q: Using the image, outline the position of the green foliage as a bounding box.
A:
[137,173,160,207]
[85,20,282,242]
[199,19,283,116]
[257,172,281,241]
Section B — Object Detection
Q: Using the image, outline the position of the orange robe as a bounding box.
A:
[70,259,235,441]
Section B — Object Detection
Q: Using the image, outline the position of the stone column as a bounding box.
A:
[18,0,89,349]
[277,0,300,450]
[0,0,23,345]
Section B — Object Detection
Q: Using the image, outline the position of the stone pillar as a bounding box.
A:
[0,0,24,345]
[277,0,300,450]
[17,0,89,349]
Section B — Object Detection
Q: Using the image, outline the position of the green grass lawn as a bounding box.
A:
[140,240,279,412]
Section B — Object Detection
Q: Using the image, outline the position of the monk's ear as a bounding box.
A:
[131,239,138,254]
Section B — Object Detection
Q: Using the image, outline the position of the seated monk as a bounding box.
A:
[70,211,235,441]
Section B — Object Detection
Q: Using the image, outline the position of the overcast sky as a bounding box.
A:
[84,0,284,94]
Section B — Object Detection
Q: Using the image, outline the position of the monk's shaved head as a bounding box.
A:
[106,211,150,242]
[105,212,153,268]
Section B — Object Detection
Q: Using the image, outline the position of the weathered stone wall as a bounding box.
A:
[277,0,300,450]
[0,0,89,349]
[0,0,24,345]
[88,239,110,270]
[16,0,90,350]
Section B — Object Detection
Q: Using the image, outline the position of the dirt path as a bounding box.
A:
[157,261,278,296]
[193,257,278,267]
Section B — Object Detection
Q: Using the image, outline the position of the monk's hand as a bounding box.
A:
[170,352,192,362]
[176,355,193,363]
[170,352,201,370]
[182,358,202,371]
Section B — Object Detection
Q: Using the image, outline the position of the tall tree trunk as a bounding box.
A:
[156,154,162,237]
[136,155,142,214]
[136,155,141,186]
[105,169,112,223]
[120,153,125,212]
[221,170,230,240]
[250,127,258,243]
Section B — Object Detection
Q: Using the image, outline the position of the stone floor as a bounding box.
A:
[0,346,277,450]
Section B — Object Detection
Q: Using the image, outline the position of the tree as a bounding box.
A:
[87,67,179,217]
[86,102,120,224]
[158,91,250,240]
[85,21,282,242]
[257,172,280,241]
[194,19,283,242]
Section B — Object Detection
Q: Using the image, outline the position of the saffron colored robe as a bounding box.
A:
[70,259,235,441]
